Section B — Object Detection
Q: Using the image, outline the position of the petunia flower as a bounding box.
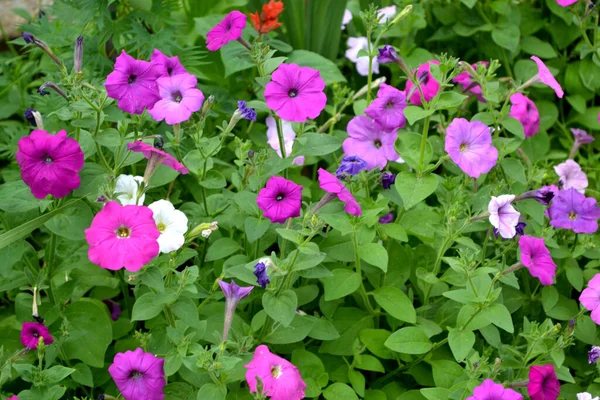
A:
[557,0,578,5]
[548,188,600,234]
[151,49,187,77]
[254,262,270,289]
[237,101,257,121]
[108,348,166,400]
[381,171,396,189]
[570,128,595,159]
[515,185,558,206]
[488,195,520,239]
[265,116,304,165]
[264,63,327,123]
[345,37,379,76]
[7,395,17,400]
[103,299,122,321]
[554,159,588,194]
[519,235,557,285]
[114,175,145,206]
[21,322,54,350]
[219,279,253,342]
[341,9,352,29]
[466,379,523,400]
[577,393,600,400]
[405,60,440,105]
[85,201,160,271]
[336,155,368,179]
[377,5,397,23]
[128,141,189,183]
[104,50,162,114]
[527,364,560,400]
[245,345,306,400]
[509,93,540,138]
[445,118,498,178]
[377,45,399,64]
[257,176,303,224]
[148,73,204,125]
[453,61,488,102]
[364,83,407,130]
[16,129,84,199]
[343,116,399,170]
[588,346,600,364]
[379,212,394,224]
[206,10,247,51]
[580,274,600,324]
[317,168,362,216]
[149,200,188,254]
[529,56,564,98]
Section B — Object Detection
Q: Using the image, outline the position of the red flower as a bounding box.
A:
[250,0,284,34]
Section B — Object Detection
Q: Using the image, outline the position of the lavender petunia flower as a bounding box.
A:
[237,101,257,122]
[336,155,368,179]
[589,346,600,364]
[572,128,595,145]
[342,116,399,170]
[377,45,399,64]
[381,171,396,189]
[206,11,247,51]
[445,118,498,178]
[253,262,270,289]
[548,188,600,234]
[341,9,352,30]
[489,195,521,239]
[108,348,166,400]
[364,83,407,130]
[554,159,588,194]
[219,279,253,342]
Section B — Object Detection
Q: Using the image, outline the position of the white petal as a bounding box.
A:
[114,175,145,205]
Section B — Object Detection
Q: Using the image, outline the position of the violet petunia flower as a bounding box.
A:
[377,45,398,64]
[519,235,557,285]
[581,274,600,324]
[256,176,303,224]
[345,37,379,76]
[103,299,122,321]
[548,188,600,234]
[237,101,257,121]
[343,115,399,170]
[381,171,396,189]
[108,348,166,400]
[516,185,558,206]
[570,128,595,159]
[336,155,368,179]
[379,212,394,224]
[405,60,440,105]
[588,346,600,364]
[554,159,588,194]
[527,364,560,400]
[219,279,253,342]
[509,93,540,138]
[445,118,498,178]
[104,50,162,115]
[466,379,523,400]
[317,168,362,216]
[264,63,327,123]
[24,108,37,127]
[206,11,247,51]
[21,322,54,350]
[364,83,407,130]
[530,56,564,98]
[265,116,304,166]
[253,262,270,289]
[488,195,520,239]
[453,61,488,102]
[151,49,187,77]
[128,141,189,183]
[148,73,204,125]
[16,129,85,199]
[245,345,306,400]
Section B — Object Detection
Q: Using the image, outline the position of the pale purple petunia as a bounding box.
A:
[581,274,600,325]
[588,346,600,364]
[343,115,399,170]
[346,37,379,76]
[554,159,588,194]
[219,279,253,342]
[488,195,521,239]
[445,118,498,178]
[519,235,557,285]
[148,73,204,125]
[572,128,595,145]
[364,83,407,130]
[548,188,600,234]
[108,348,166,400]
[509,93,540,138]
[206,11,247,51]
[151,49,187,77]
[466,379,523,400]
[531,56,564,98]
[257,176,303,224]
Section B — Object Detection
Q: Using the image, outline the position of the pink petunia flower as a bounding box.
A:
[453,61,488,102]
[509,93,540,138]
[527,364,560,400]
[342,116,399,170]
[488,195,521,239]
[16,129,84,199]
[7,396,17,400]
[405,60,440,105]
[519,235,557,285]
[127,141,189,183]
[548,188,600,234]
[364,83,407,130]
[256,176,303,224]
[245,345,306,400]
[21,322,54,349]
[466,379,523,400]
[554,159,588,194]
[151,49,187,77]
[265,116,304,166]
[206,11,247,51]
[108,348,166,400]
[264,63,327,123]
[557,0,578,7]
[318,168,362,216]
[148,73,204,125]
[530,56,564,98]
[580,274,600,324]
[104,50,162,114]
[445,118,498,178]
[85,201,160,271]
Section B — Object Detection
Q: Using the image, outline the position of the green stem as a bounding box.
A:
[418,116,431,174]
[352,231,375,314]
[119,270,132,314]
[423,235,453,304]
[366,29,374,104]
[45,233,57,304]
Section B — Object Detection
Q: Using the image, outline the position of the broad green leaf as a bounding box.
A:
[262,290,298,327]
[482,303,514,333]
[360,243,388,272]
[42,366,75,385]
[448,328,475,362]
[435,92,468,110]
[501,159,526,184]
[0,181,51,213]
[403,106,434,125]
[396,133,432,171]
[322,269,361,301]
[296,132,343,156]
[197,383,227,400]
[395,172,438,210]
[385,327,432,354]
[359,329,394,359]
[205,238,242,262]
[373,286,416,323]
[521,36,557,59]
[245,217,270,243]
[132,293,163,321]
[500,116,525,139]
[221,41,254,77]
[45,201,93,241]
[491,23,520,52]
[323,383,359,400]
[199,170,226,189]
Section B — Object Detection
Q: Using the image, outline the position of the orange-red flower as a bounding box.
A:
[250,0,284,34]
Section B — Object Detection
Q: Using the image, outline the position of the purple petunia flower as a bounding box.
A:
[488,195,521,239]
[148,73,204,125]
[318,168,362,216]
[405,60,440,105]
[581,274,600,325]
[257,176,303,224]
[364,83,407,130]
[151,49,187,77]
[466,379,523,400]
[264,63,327,123]
[20,322,54,350]
[377,45,398,64]
[548,188,600,234]
[528,364,560,400]
[22,32,35,44]
[379,212,393,224]
[103,299,122,321]
[554,159,588,194]
[108,348,166,400]
[589,346,600,364]
[206,11,247,51]
[336,155,368,179]
[219,279,253,342]
[509,93,540,138]
[24,108,37,127]
[519,235,557,285]
[572,128,595,145]
[515,185,558,206]
[253,262,270,289]
[342,116,399,170]
[453,61,488,103]
[381,171,396,189]
[531,56,564,98]
[445,118,498,178]
[237,100,257,122]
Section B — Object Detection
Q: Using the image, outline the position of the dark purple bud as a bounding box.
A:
[37,82,67,99]
[336,155,367,179]
[22,32,35,44]
[153,135,164,149]
[535,186,556,206]
[237,100,257,122]
[253,262,270,289]
[569,318,576,328]
[377,45,398,64]
[515,222,526,236]
[97,195,108,203]
[32,315,44,323]
[38,87,50,96]
[102,299,122,321]
[381,171,396,189]
[24,108,37,127]
[379,212,394,224]
[74,36,84,74]
[248,150,255,158]
[589,346,600,364]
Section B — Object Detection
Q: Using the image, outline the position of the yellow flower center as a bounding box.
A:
[568,211,577,220]
[157,222,166,232]
[271,365,282,379]
[116,226,131,238]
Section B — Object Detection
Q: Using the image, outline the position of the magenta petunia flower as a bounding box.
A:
[151,49,187,77]
[342,116,399,170]
[519,235,557,285]
[16,129,84,199]
[256,176,303,224]
[528,364,560,400]
[557,0,578,5]
[264,63,327,123]
[109,348,166,400]
[318,168,362,216]
[581,274,600,324]
[7,396,17,400]
[127,141,189,181]
[85,201,160,271]
[445,118,498,178]
[148,73,204,125]
[206,10,247,51]
[530,56,564,98]
[453,61,488,102]
[488,195,521,239]
[219,279,253,342]
[554,159,588,194]
[548,188,600,234]
[467,379,523,400]
[104,50,162,114]
[245,345,306,400]
[509,93,540,138]
[364,83,407,130]
[21,322,54,349]
[405,60,440,105]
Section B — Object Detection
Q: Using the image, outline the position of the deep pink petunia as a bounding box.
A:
[16,129,84,199]
[256,176,303,224]
[445,118,498,178]
[580,274,600,324]
[488,195,521,239]
[206,11,247,51]
[548,189,600,234]
[527,364,560,400]
[109,348,166,400]
[318,168,362,216]
[453,61,488,102]
[85,201,160,272]
[127,141,189,176]
[531,56,564,98]
[509,93,540,138]
[557,0,578,7]
[364,83,407,130]
[554,159,587,194]
[104,50,162,114]
[148,73,204,125]
[7,396,17,400]
[342,116,399,170]
[264,63,327,123]
[467,379,523,400]
[405,60,440,105]
[151,49,187,77]
[245,345,306,400]
[519,235,557,285]
[21,322,54,349]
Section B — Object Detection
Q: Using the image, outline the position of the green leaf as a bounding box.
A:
[395,172,438,210]
[71,363,93,387]
[355,354,385,373]
[322,269,361,301]
[323,383,359,400]
[348,369,365,397]
[221,41,254,77]
[482,303,514,333]
[359,329,394,359]
[264,314,315,344]
[491,23,520,52]
[0,181,51,212]
[42,366,75,385]
[245,217,270,243]
[421,388,451,400]
[44,201,93,241]
[435,92,468,110]
[360,243,388,272]
[501,159,526,184]
[380,223,407,242]
[197,383,227,400]
[501,116,525,139]
[521,36,557,59]
[205,238,242,262]
[403,106,434,125]
[95,128,121,148]
[385,327,432,354]
[132,292,163,321]
[448,328,475,362]
[429,360,465,388]
[262,290,298,327]
[287,50,346,85]
[297,132,343,156]
[320,213,354,235]
[396,133,432,171]
[199,170,226,189]
[307,317,339,340]
[373,286,416,323]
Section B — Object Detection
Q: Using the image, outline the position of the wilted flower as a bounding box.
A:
[588,346,600,364]
[377,45,398,64]
[548,189,600,234]
[527,364,560,400]
[519,235,557,285]
[488,195,520,239]
[515,186,558,206]
[254,262,270,289]
[466,379,523,400]
[206,11,247,51]
[364,83,407,130]
[23,108,38,127]
[343,116,399,170]
[237,101,257,122]
[21,322,54,350]
[257,176,303,224]
[219,280,253,342]
[37,82,68,99]
[570,128,595,159]
[336,155,368,179]
[108,348,165,400]
[127,141,189,183]
[149,200,188,254]
[445,118,498,178]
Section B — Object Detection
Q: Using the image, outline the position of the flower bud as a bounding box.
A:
[74,36,84,74]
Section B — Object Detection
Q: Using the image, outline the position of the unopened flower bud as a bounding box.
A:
[24,108,43,129]
[391,5,412,25]
[74,36,84,74]
[248,150,255,158]
[38,82,68,100]
[22,32,35,44]
[153,135,164,150]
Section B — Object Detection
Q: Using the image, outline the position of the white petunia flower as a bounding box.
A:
[377,5,397,23]
[345,37,379,76]
[577,393,599,400]
[114,175,145,205]
[266,116,305,166]
[341,9,352,30]
[149,199,188,254]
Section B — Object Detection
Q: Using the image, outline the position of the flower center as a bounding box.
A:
[33,331,39,338]
[44,155,53,164]
[116,226,131,239]
[459,143,468,152]
[128,75,137,84]
[288,89,298,98]
[157,222,166,232]
[276,193,284,201]
[172,91,183,103]
[129,371,143,379]
[167,67,173,75]
[418,71,430,85]
[385,101,394,109]
[271,365,282,379]
[374,140,382,149]
[568,211,577,220]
